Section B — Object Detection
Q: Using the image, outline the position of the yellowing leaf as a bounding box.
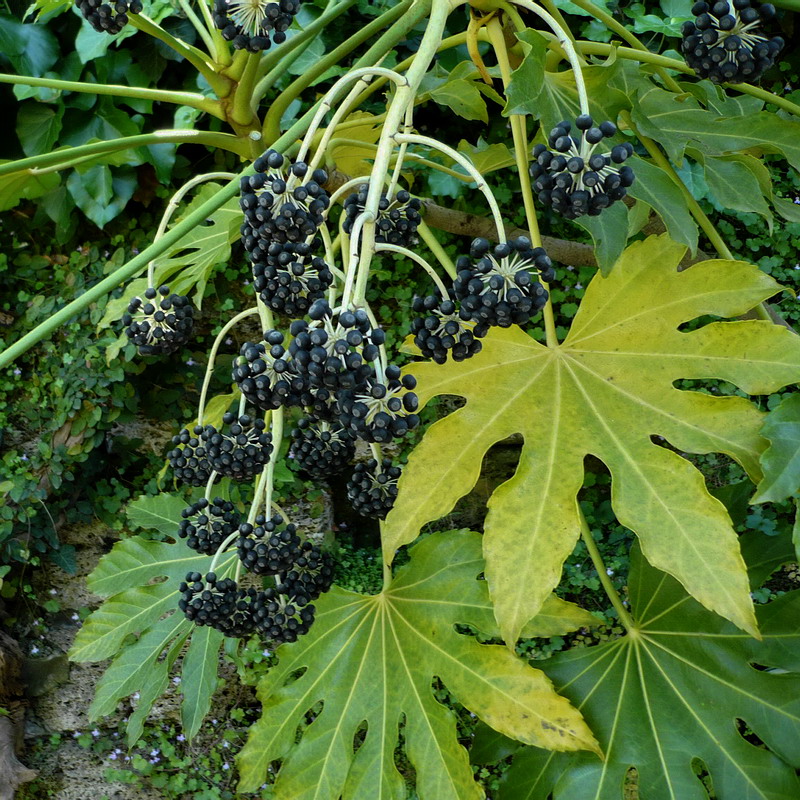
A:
[238,531,599,799]
[329,111,382,178]
[385,235,800,644]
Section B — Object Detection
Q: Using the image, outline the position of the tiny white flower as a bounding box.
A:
[606,568,614,576]
[222,762,230,771]
[172,676,181,685]
[92,729,101,738]
[30,645,40,655]
[49,588,58,595]
[71,613,80,621]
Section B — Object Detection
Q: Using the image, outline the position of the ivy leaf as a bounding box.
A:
[385,235,800,645]
[752,394,800,504]
[238,531,599,799]
[66,164,137,228]
[505,29,629,133]
[16,102,64,157]
[0,161,60,211]
[499,546,800,800]
[571,201,629,276]
[150,182,242,306]
[626,156,698,252]
[69,494,237,742]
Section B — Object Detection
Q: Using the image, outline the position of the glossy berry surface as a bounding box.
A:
[123,285,194,356]
[347,458,402,519]
[342,185,423,247]
[289,418,356,479]
[212,0,300,52]
[410,295,483,364]
[178,497,241,556]
[75,0,141,34]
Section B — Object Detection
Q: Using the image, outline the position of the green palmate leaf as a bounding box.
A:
[126,492,188,537]
[430,79,488,123]
[499,546,800,800]
[701,154,772,227]
[385,235,800,645]
[571,201,629,276]
[238,531,599,799]
[626,156,698,252]
[740,528,797,590]
[752,394,800,504]
[682,79,764,117]
[794,500,800,563]
[631,86,800,170]
[150,182,242,306]
[505,30,630,133]
[0,162,60,211]
[457,139,515,176]
[70,494,237,742]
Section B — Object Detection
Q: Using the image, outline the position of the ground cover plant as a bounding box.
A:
[2,0,800,797]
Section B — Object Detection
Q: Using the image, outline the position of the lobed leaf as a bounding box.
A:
[385,235,800,645]
[752,394,800,504]
[238,531,599,799]
[500,546,800,800]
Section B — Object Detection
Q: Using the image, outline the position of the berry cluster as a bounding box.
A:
[169,414,272,485]
[75,0,142,34]
[232,333,307,411]
[123,285,194,356]
[411,296,482,364]
[240,151,329,252]
[342,185,423,247]
[179,497,241,556]
[453,237,553,331]
[290,418,356,479]
[252,241,334,316]
[530,117,634,220]
[681,0,784,83]
[277,542,334,604]
[237,513,302,575]
[212,0,300,52]
[347,459,402,519]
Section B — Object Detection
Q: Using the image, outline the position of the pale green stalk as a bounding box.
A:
[177,0,218,55]
[417,221,457,279]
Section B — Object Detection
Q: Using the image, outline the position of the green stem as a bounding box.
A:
[129,14,228,96]
[574,41,800,119]
[197,0,231,65]
[489,18,558,347]
[253,0,359,100]
[579,507,636,631]
[0,130,248,177]
[262,0,415,142]
[177,0,217,56]
[376,242,451,297]
[566,0,683,93]
[622,111,734,259]
[231,52,262,126]
[0,73,224,118]
[417,221,457,279]
[0,109,322,368]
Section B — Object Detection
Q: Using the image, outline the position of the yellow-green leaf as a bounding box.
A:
[386,235,800,645]
[238,531,598,799]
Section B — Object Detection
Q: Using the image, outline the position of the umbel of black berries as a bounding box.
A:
[179,572,258,638]
[347,458,402,519]
[277,542,335,604]
[212,0,299,52]
[453,237,552,331]
[252,241,334,316]
[337,365,420,443]
[237,513,302,575]
[342,185,423,247]
[240,150,329,249]
[411,295,483,364]
[178,497,241,556]
[252,586,316,645]
[233,332,307,411]
[169,426,217,487]
[123,285,194,356]
[681,0,784,83]
[531,117,634,220]
[200,413,273,482]
[290,418,355,479]
[75,0,142,35]
[289,300,383,394]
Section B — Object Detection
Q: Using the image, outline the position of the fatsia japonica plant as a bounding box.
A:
[2,0,800,794]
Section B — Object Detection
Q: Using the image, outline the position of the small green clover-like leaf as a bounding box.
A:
[69,494,235,742]
[385,235,800,646]
[752,394,800,504]
[499,546,800,800]
[238,531,599,799]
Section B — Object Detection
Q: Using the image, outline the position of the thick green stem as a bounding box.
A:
[231,52,262,126]
[0,110,321,368]
[197,0,231,65]
[566,0,683,93]
[262,0,415,142]
[0,130,248,178]
[0,74,224,118]
[579,508,636,631]
[489,19,558,347]
[177,0,217,56]
[253,0,359,100]
[129,14,228,96]
[417,221,457,279]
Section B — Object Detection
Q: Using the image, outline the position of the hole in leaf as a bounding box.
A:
[736,717,769,750]
[672,377,746,399]
[352,720,368,756]
[690,757,715,798]
[677,313,726,333]
[393,713,416,788]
